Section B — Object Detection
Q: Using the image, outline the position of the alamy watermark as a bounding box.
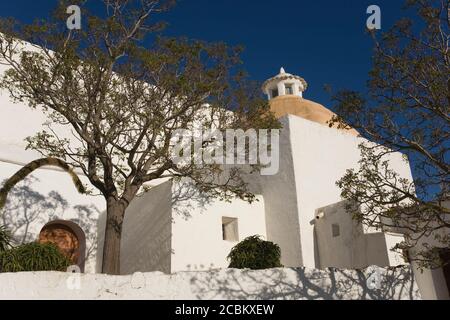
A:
[366,5,381,30]
[64,4,383,32]
[170,128,280,176]
[66,265,81,290]
[66,5,81,30]
[366,266,384,290]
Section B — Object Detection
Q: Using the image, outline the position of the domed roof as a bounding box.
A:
[269,95,359,136]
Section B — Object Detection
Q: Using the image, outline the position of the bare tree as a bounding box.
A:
[330,0,449,267]
[0,0,278,274]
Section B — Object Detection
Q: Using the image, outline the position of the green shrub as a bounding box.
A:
[227,235,283,270]
[0,242,71,272]
[0,225,12,253]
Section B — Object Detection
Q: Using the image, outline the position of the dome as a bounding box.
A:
[269,95,357,135]
[263,68,359,136]
[270,95,359,136]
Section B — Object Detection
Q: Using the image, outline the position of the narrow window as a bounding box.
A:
[222,217,239,242]
[285,84,293,95]
[331,224,340,237]
[271,88,279,98]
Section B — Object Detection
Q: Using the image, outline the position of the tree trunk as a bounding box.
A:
[101,198,126,275]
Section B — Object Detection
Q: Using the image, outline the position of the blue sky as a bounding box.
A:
[0,0,415,109]
[1,1,440,198]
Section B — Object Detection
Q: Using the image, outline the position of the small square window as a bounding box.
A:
[285,84,293,95]
[332,224,340,237]
[222,217,239,242]
[271,89,279,98]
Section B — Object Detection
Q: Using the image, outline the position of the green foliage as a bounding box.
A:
[0,242,71,273]
[227,235,283,270]
[0,225,12,253]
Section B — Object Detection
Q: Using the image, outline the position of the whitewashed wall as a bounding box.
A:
[0,59,106,273]
[170,186,267,273]
[314,200,407,269]
[119,180,173,274]
[0,162,105,273]
[103,179,267,274]
[286,115,413,268]
[315,201,384,268]
[254,117,304,268]
[412,263,449,300]
[0,266,421,300]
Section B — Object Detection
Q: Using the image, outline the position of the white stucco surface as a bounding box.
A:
[315,201,385,268]
[411,262,449,300]
[105,179,267,274]
[0,60,48,165]
[0,55,106,273]
[284,115,414,268]
[255,117,303,268]
[170,189,266,273]
[407,221,450,300]
[0,161,105,273]
[120,181,173,274]
[0,266,421,300]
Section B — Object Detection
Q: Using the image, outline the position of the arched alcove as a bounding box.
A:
[38,220,86,272]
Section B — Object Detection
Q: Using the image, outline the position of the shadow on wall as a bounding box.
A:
[119,177,216,275]
[0,176,99,268]
[171,178,214,220]
[188,266,420,300]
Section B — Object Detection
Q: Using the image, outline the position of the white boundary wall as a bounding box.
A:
[0,266,420,300]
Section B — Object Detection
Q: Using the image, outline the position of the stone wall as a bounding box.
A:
[0,266,420,300]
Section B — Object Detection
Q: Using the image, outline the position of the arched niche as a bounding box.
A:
[38,220,86,272]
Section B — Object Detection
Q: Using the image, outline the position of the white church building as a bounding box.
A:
[109,68,412,274]
[0,61,414,275]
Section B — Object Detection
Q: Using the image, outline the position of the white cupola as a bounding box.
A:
[262,67,308,100]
